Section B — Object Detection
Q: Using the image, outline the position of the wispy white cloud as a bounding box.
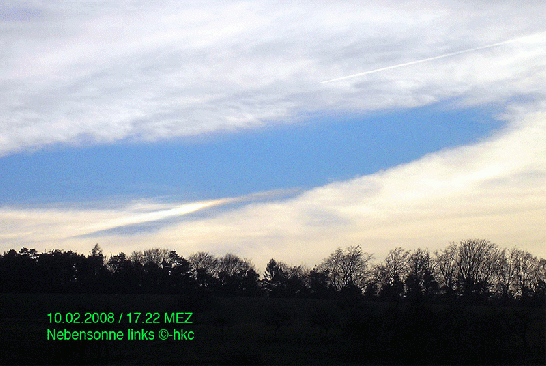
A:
[1,1,546,155]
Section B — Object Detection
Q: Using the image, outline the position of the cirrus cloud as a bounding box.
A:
[1,1,546,155]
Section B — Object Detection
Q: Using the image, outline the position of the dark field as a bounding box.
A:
[1,293,544,365]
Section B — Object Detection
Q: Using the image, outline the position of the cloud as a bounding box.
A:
[1,1,546,155]
[155,103,546,269]
[83,199,229,233]
[1,103,544,270]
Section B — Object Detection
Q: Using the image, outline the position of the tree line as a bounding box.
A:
[1,239,544,305]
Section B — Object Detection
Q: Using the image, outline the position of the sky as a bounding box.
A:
[1,1,545,271]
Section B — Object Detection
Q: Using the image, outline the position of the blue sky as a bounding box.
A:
[1,1,545,269]
[0,104,501,206]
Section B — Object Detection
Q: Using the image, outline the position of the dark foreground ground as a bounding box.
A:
[0,293,544,365]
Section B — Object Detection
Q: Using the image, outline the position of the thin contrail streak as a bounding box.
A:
[321,34,540,84]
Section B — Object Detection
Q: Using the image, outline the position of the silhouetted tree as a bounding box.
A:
[307,268,336,298]
[317,246,373,292]
[162,250,193,293]
[0,240,544,306]
[455,239,501,302]
[188,251,219,289]
[130,248,173,267]
[434,242,459,300]
[496,247,545,303]
[90,243,102,257]
[215,254,260,296]
[405,248,438,302]
[0,248,39,292]
[263,259,308,297]
[36,250,82,292]
[375,247,409,300]
[107,252,137,292]
[363,281,379,299]
[81,244,108,292]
